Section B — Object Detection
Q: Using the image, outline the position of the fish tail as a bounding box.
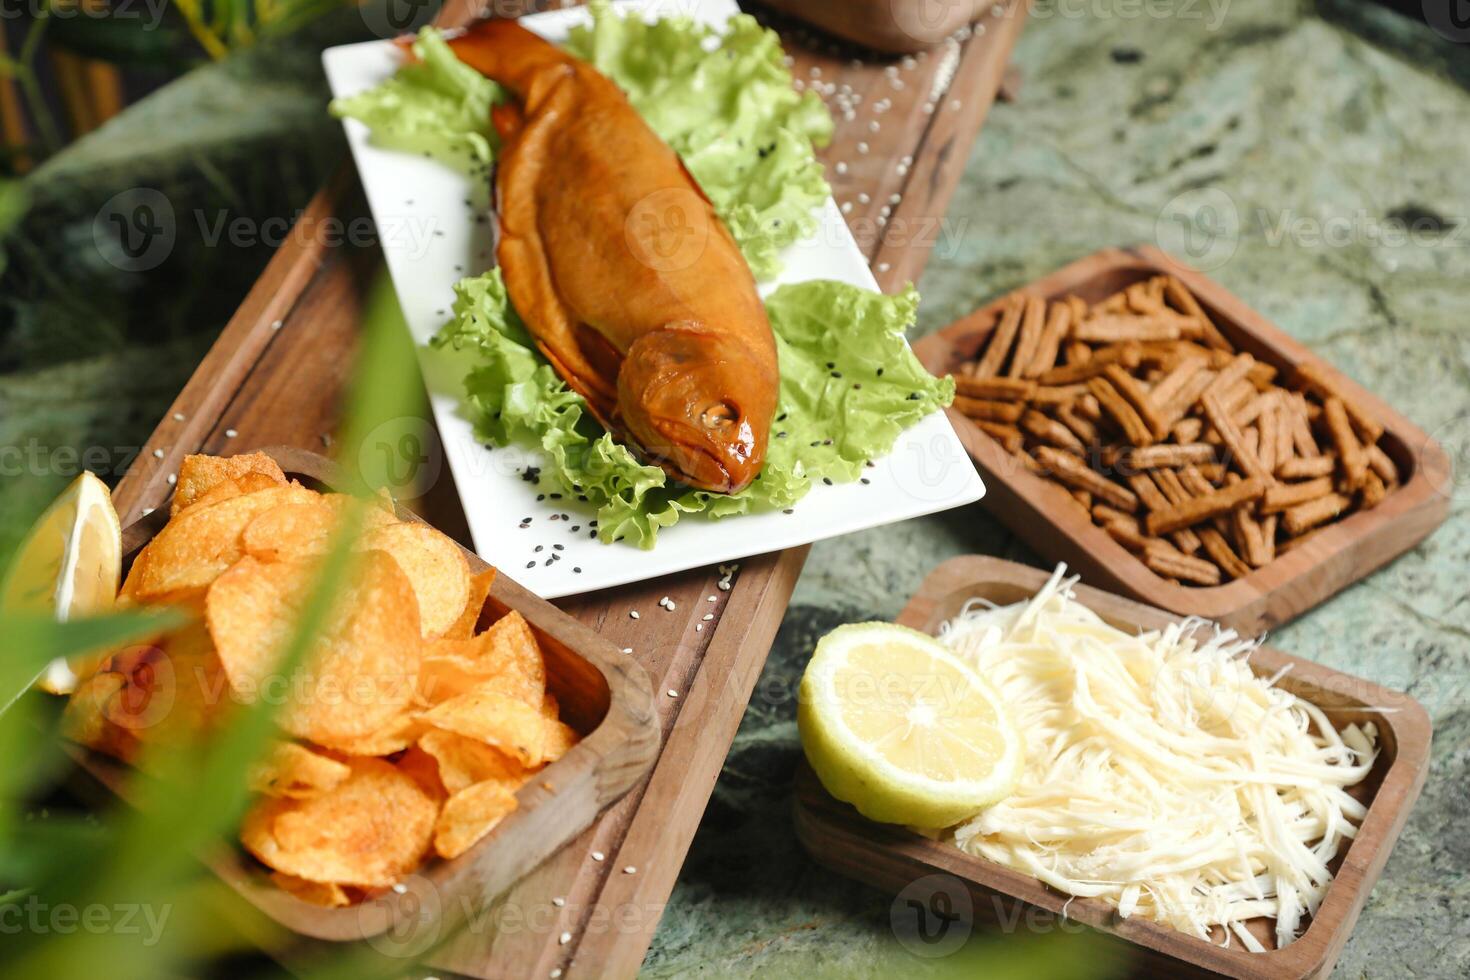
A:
[443,19,575,99]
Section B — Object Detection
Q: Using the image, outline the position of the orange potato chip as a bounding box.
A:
[62,669,139,762]
[418,729,527,796]
[395,745,448,802]
[457,611,546,708]
[241,757,437,888]
[362,523,471,639]
[270,871,351,908]
[416,652,487,707]
[434,780,518,860]
[172,452,287,515]
[443,569,496,640]
[206,552,422,744]
[248,742,352,800]
[242,494,398,563]
[131,485,318,601]
[541,720,578,766]
[420,685,548,767]
[312,711,425,757]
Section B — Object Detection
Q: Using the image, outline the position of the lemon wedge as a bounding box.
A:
[798,622,1022,828]
[1,472,122,694]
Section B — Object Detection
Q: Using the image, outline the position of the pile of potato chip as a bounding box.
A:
[64,453,578,906]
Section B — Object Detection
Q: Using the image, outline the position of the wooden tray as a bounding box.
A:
[912,245,1451,634]
[103,1,1029,975]
[83,446,659,943]
[794,555,1431,979]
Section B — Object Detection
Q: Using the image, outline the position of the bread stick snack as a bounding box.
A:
[942,277,1400,585]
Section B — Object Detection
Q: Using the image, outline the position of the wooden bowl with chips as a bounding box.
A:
[914,245,1451,633]
[72,447,659,945]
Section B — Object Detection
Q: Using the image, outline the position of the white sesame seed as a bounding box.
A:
[392,882,408,894]
[152,449,163,459]
[591,850,605,861]
[667,689,679,698]
[270,319,283,330]
[707,595,717,602]
[858,192,871,204]
[703,613,714,621]
[841,201,853,214]
[551,971,563,979]
[142,507,155,517]
[868,121,880,133]
[552,896,566,907]
[718,581,731,591]
[923,102,936,114]
[834,161,848,175]
[166,473,177,486]
[695,623,703,632]
[559,931,571,945]
[857,141,869,154]
[666,600,676,611]
[225,429,238,438]
[622,647,633,654]
[896,164,909,177]
[629,610,639,620]
[623,866,637,875]
[172,412,185,422]
[890,193,901,204]
[951,99,962,111]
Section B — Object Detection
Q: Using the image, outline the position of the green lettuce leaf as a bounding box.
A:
[331,3,831,280]
[434,274,953,548]
[329,28,502,166]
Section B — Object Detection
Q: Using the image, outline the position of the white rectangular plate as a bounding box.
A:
[322,0,984,598]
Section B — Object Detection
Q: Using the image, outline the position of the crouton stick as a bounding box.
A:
[1261,477,1334,514]
[954,376,1037,401]
[1257,397,1280,474]
[1231,487,1272,568]
[1323,397,1368,490]
[1075,393,1102,421]
[1162,276,1232,351]
[1282,492,1352,536]
[1089,377,1155,446]
[1366,443,1398,485]
[1127,281,1163,314]
[1145,476,1266,536]
[975,421,1024,454]
[1024,301,1073,378]
[1021,409,1085,454]
[1289,392,1320,457]
[1035,446,1139,511]
[1104,519,1150,552]
[1032,383,1092,406]
[1157,369,1217,431]
[1144,542,1222,586]
[1103,364,1169,441]
[1360,471,1388,509]
[972,295,1025,377]
[1277,456,1336,480]
[1200,353,1255,404]
[1198,526,1252,580]
[1073,315,1183,344]
[1200,392,1273,484]
[1148,355,1208,410]
[1172,417,1204,444]
[1259,514,1278,564]
[1294,362,1384,443]
[1120,444,1217,470]
[1007,296,1048,379]
[1150,471,1203,554]
[955,396,1024,423]
[1037,343,1142,385]
[1092,503,1134,526]
[1056,402,1098,445]
[1128,474,1204,555]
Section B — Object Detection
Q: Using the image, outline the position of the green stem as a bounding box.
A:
[14,14,62,156]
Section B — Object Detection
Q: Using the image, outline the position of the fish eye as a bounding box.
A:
[700,401,739,430]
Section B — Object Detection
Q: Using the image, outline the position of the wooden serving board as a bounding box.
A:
[913,245,1452,634]
[795,556,1432,979]
[105,2,1027,976]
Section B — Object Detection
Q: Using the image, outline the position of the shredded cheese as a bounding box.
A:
[939,566,1377,949]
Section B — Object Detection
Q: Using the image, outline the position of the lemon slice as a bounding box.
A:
[1,472,122,694]
[798,621,1022,828]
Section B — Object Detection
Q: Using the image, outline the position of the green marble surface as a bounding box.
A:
[644,2,1470,977]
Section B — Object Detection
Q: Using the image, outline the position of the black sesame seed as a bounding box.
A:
[589,530,597,538]
[550,493,562,499]
[526,561,535,569]
[536,494,545,501]
[876,368,884,376]
[573,567,582,573]
[535,545,544,553]
[860,477,871,485]
[831,371,842,379]
[822,477,833,486]
[553,544,564,551]
[544,558,554,566]
[853,383,862,390]
[571,525,581,532]
[783,508,794,514]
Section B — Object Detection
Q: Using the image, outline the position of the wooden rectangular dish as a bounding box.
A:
[912,245,1450,634]
[79,446,660,944]
[794,555,1431,979]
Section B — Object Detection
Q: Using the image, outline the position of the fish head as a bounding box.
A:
[617,323,776,494]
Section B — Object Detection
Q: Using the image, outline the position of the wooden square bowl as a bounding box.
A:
[913,245,1451,634]
[74,447,659,944]
[794,556,1431,979]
